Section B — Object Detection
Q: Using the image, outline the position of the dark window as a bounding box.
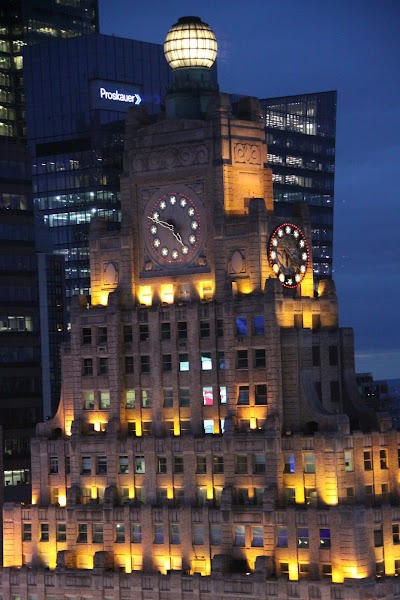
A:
[210,525,221,545]
[196,455,207,473]
[322,564,332,579]
[154,525,164,544]
[364,450,372,470]
[139,324,149,341]
[315,381,322,401]
[160,322,171,340]
[173,456,184,474]
[297,527,309,548]
[98,357,108,375]
[238,385,249,405]
[179,353,189,371]
[57,523,67,542]
[162,354,172,372]
[193,525,205,545]
[254,349,266,368]
[217,351,225,369]
[277,527,288,547]
[40,523,49,542]
[294,314,303,328]
[213,456,224,473]
[125,356,134,374]
[163,388,173,407]
[170,524,180,544]
[119,456,129,474]
[180,420,191,435]
[374,529,383,547]
[312,346,320,366]
[177,321,187,339]
[217,319,224,337]
[82,358,93,376]
[312,314,321,329]
[82,327,92,345]
[255,384,267,404]
[81,457,91,475]
[392,524,400,544]
[235,455,248,474]
[123,325,132,343]
[22,523,32,541]
[234,525,245,546]
[97,456,107,474]
[380,449,388,469]
[131,524,141,543]
[236,350,248,369]
[157,457,167,474]
[330,380,340,402]
[179,388,190,407]
[77,524,88,543]
[97,327,107,345]
[252,526,264,547]
[140,355,150,373]
[329,345,338,366]
[200,321,210,338]
[49,456,58,474]
[92,524,103,543]
[253,315,264,336]
[253,455,266,474]
[236,317,247,336]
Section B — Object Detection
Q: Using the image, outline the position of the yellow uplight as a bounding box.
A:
[161,284,174,304]
[58,495,66,507]
[138,286,152,306]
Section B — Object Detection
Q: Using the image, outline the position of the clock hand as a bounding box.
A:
[172,230,184,247]
[147,215,175,231]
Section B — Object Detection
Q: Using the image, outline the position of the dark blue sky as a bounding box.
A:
[99,0,400,379]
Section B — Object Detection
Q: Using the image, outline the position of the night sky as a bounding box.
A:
[99,0,400,380]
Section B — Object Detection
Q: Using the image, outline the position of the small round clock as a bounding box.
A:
[143,186,205,268]
[268,223,309,288]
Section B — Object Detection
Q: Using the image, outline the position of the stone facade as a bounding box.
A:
[2,90,398,599]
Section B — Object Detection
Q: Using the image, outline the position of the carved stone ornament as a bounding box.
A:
[229,250,246,274]
[233,143,261,165]
[102,261,119,286]
[132,144,209,173]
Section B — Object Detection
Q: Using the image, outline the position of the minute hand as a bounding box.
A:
[147,215,174,231]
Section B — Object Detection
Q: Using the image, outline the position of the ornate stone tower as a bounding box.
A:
[2,16,400,600]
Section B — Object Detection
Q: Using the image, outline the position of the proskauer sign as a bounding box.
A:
[90,79,143,112]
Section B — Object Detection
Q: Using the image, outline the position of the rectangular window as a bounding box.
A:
[81,456,91,475]
[142,421,152,436]
[179,353,189,371]
[380,449,388,469]
[139,324,149,341]
[97,327,107,345]
[252,526,264,547]
[40,523,49,542]
[203,386,213,405]
[173,455,184,474]
[57,523,66,542]
[213,456,224,473]
[236,317,247,336]
[49,456,58,474]
[393,524,400,544]
[322,564,332,579]
[135,456,145,474]
[217,319,224,337]
[200,321,210,338]
[22,523,32,541]
[330,380,340,402]
[97,456,107,474]
[163,388,173,408]
[220,386,227,404]
[204,419,214,434]
[253,315,264,336]
[255,383,267,405]
[127,421,136,436]
[162,354,172,372]
[77,524,87,543]
[92,523,103,543]
[131,524,141,543]
[201,352,212,370]
[196,455,207,474]
[119,456,129,474]
[140,356,150,373]
[141,390,151,408]
[237,385,249,405]
[235,455,248,474]
[154,525,164,544]
[126,389,135,408]
[254,349,266,368]
[297,527,309,548]
[364,450,373,470]
[170,524,181,544]
[98,357,108,375]
[304,452,316,473]
[115,523,125,543]
[285,487,296,504]
[125,356,134,374]
[179,388,190,407]
[157,456,167,474]
[280,562,289,577]
[123,325,132,343]
[82,358,93,376]
[83,390,94,410]
[210,525,221,545]
[382,482,390,500]
[253,454,266,474]
[344,449,353,471]
[180,420,191,435]
[329,345,338,366]
[284,453,295,473]
[99,390,110,409]
[193,524,204,545]
[236,350,248,369]
[374,528,383,547]
[217,351,225,369]
[82,327,92,345]
[177,321,187,339]
[320,528,331,548]
[234,525,245,546]
[305,487,317,506]
[312,346,320,366]
[160,322,171,340]
[299,563,310,578]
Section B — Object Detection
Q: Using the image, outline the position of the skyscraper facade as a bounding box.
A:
[2,16,398,600]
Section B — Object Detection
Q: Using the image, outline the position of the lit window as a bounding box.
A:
[344,449,353,471]
[179,353,189,371]
[135,456,145,474]
[319,528,331,548]
[380,449,388,469]
[304,452,316,474]
[236,317,247,336]
[99,391,110,409]
[83,391,94,410]
[234,525,245,546]
[126,389,135,408]
[252,526,263,547]
[118,456,129,474]
[141,390,151,407]
[217,352,225,369]
[297,527,309,548]
[203,386,213,405]
[201,352,212,370]
[131,524,141,543]
[204,419,214,434]
[115,523,125,543]
[284,453,295,473]
[219,386,227,404]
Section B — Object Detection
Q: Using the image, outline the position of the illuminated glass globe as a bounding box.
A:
[164,16,217,70]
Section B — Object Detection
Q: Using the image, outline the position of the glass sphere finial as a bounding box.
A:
[164,16,217,70]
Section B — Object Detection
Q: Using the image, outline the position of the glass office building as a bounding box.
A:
[24,33,172,301]
[260,92,336,279]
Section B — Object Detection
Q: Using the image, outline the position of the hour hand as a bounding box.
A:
[172,231,184,246]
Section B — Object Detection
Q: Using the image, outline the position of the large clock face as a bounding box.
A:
[143,187,205,268]
[268,223,309,288]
